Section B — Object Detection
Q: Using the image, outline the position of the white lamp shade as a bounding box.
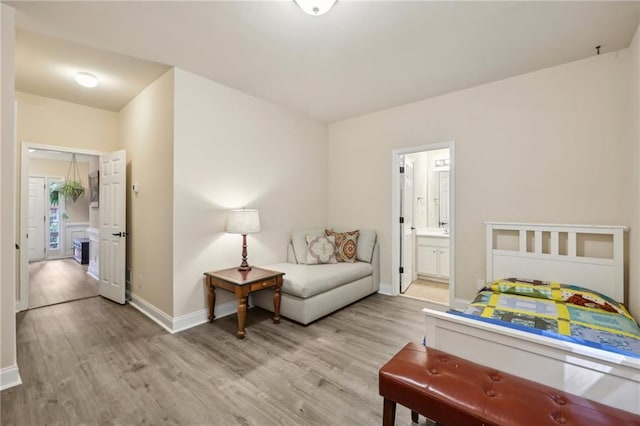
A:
[294,0,337,16]
[226,209,261,234]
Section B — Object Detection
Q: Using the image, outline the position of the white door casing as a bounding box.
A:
[99,150,127,304]
[400,157,414,293]
[27,177,45,262]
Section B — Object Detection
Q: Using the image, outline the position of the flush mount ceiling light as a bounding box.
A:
[294,0,337,16]
[75,71,99,88]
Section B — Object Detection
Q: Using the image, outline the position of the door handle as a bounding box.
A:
[111,232,129,237]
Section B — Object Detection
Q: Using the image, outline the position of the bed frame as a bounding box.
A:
[423,222,640,414]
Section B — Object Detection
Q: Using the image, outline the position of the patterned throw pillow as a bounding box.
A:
[305,235,337,264]
[325,229,359,263]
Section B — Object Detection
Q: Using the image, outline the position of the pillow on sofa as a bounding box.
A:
[331,227,377,263]
[305,235,337,264]
[291,228,325,264]
[326,229,359,263]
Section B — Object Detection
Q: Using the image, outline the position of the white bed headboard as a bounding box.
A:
[486,222,628,303]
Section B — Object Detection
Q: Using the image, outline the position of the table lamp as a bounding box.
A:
[226,208,261,271]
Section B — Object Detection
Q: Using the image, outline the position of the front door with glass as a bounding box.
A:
[47,178,64,259]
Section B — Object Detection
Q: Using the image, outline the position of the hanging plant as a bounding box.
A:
[58,154,86,203]
[59,180,85,202]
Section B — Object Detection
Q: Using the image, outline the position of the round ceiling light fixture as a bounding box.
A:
[75,71,99,88]
[294,0,337,16]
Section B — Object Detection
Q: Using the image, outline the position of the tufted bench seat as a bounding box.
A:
[379,342,639,426]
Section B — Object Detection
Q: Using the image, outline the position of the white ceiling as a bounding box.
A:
[16,29,169,112]
[9,1,640,122]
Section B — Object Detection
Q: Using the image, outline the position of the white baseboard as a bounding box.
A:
[172,309,209,333]
[378,281,394,295]
[127,290,239,334]
[172,299,239,333]
[0,364,22,391]
[127,290,174,333]
[87,270,98,280]
[15,298,28,312]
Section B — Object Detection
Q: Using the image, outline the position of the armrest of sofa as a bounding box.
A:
[287,243,298,264]
[371,242,380,292]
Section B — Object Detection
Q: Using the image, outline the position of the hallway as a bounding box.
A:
[29,258,98,308]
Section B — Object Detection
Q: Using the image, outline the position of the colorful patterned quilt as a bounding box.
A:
[458,278,640,358]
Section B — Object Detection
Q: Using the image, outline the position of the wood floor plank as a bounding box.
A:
[2,294,433,425]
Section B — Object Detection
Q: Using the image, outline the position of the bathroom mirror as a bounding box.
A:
[427,170,449,228]
[406,147,450,231]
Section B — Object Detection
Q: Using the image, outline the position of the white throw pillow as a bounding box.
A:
[305,235,337,264]
[291,228,325,264]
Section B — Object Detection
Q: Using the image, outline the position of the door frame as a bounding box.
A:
[18,142,104,312]
[390,141,455,306]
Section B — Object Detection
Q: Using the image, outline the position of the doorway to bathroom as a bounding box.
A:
[391,142,454,308]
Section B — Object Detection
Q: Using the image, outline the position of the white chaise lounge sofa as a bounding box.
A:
[252,228,380,325]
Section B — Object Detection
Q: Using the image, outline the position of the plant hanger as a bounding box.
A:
[59,154,86,203]
[66,154,82,183]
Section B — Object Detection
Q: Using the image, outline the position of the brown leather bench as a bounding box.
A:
[379,342,639,426]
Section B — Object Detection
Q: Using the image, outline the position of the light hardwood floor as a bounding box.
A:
[29,258,99,308]
[1,294,431,425]
[403,279,449,305]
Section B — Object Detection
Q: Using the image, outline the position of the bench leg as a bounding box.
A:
[383,398,396,426]
[411,410,419,423]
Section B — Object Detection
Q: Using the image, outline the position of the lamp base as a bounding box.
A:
[237,265,252,272]
[237,234,252,272]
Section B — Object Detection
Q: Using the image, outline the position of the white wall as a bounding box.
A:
[119,69,175,316]
[172,68,328,317]
[328,49,639,317]
[0,3,17,382]
[16,92,118,151]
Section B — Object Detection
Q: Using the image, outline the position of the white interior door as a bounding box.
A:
[99,150,127,304]
[400,157,414,293]
[28,177,45,262]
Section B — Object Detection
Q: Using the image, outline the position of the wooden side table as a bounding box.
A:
[203,267,284,339]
